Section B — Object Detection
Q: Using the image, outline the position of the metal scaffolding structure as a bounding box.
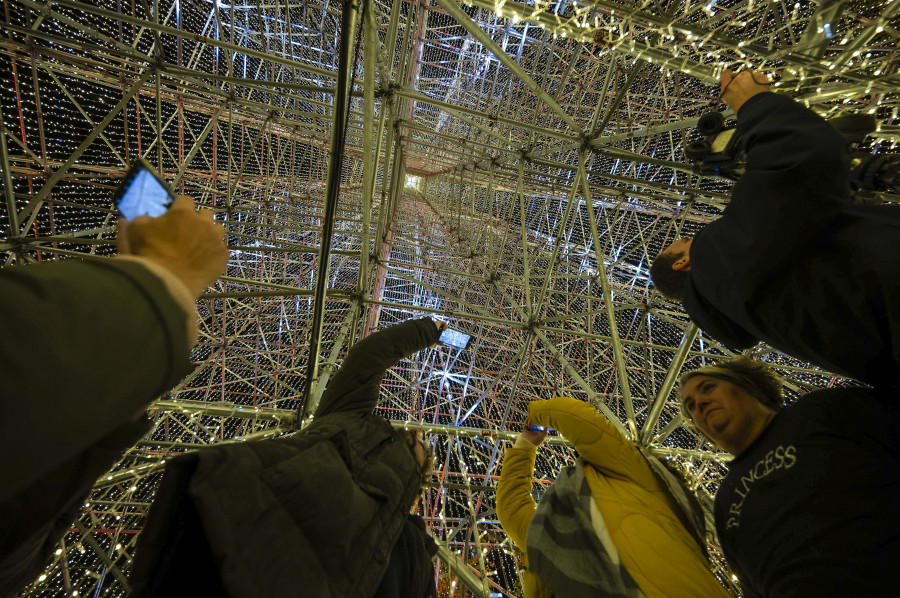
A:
[1,0,897,594]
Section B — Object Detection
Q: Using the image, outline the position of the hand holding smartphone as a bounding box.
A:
[114,160,229,298]
[522,417,550,447]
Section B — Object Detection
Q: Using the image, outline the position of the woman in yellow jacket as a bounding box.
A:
[497,396,731,597]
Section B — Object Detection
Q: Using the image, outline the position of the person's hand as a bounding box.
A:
[521,416,549,447]
[720,68,770,114]
[117,195,229,298]
[431,319,449,347]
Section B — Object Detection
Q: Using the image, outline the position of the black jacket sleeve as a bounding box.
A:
[314,318,439,418]
[725,92,850,277]
[0,259,193,503]
[685,92,853,349]
[681,282,759,351]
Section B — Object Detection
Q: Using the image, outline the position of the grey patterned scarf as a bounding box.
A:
[526,459,645,598]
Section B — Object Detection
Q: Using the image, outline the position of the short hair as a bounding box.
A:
[679,357,785,426]
[650,252,689,301]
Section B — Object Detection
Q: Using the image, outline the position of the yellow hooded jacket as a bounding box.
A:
[496,396,730,598]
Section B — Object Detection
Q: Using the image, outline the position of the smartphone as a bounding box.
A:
[114,158,175,220]
[439,328,471,350]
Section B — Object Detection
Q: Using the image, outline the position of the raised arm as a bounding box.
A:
[528,396,657,486]
[496,422,546,549]
[0,258,195,504]
[711,89,851,278]
[314,317,440,418]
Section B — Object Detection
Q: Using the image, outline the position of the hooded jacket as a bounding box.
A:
[131,317,439,598]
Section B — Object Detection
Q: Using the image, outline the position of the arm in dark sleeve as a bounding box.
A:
[314,317,439,418]
[0,259,193,504]
[0,417,151,597]
[725,92,850,268]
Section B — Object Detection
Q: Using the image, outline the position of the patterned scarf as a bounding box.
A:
[526,459,645,598]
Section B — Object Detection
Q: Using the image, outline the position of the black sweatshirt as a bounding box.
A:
[715,387,900,597]
[683,92,900,387]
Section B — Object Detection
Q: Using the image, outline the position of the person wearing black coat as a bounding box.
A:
[0,196,228,598]
[130,317,442,598]
[650,69,900,388]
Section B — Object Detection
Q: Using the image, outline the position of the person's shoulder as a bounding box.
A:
[785,385,897,421]
[794,385,882,405]
[687,212,744,263]
[736,92,799,124]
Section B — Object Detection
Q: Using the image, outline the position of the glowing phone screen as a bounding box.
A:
[117,167,173,220]
[439,328,471,350]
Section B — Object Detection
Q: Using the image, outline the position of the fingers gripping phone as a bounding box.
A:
[114,158,175,220]
[527,425,555,432]
[439,328,471,350]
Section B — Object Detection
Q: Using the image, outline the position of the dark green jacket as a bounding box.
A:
[132,318,439,598]
[0,259,192,597]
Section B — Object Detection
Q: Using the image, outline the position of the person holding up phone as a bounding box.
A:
[128,318,444,598]
[0,173,228,597]
[497,397,730,597]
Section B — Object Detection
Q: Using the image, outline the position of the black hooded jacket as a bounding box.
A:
[683,92,900,387]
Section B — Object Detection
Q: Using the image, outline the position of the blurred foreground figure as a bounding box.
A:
[497,396,729,597]
[650,69,900,388]
[0,196,228,598]
[130,318,443,598]
[681,357,900,597]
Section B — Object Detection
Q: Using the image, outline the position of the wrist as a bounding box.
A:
[515,435,540,449]
[116,255,199,345]
[145,259,205,298]
[734,90,773,118]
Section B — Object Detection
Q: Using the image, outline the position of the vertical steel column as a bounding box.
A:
[356,0,378,294]
[300,0,360,418]
[0,101,18,233]
[578,149,637,438]
[516,158,532,316]
[364,94,398,334]
[301,301,359,419]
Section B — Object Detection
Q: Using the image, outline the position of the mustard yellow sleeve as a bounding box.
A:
[496,444,539,550]
[528,396,657,486]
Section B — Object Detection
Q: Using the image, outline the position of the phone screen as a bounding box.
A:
[115,162,174,220]
[439,328,471,350]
